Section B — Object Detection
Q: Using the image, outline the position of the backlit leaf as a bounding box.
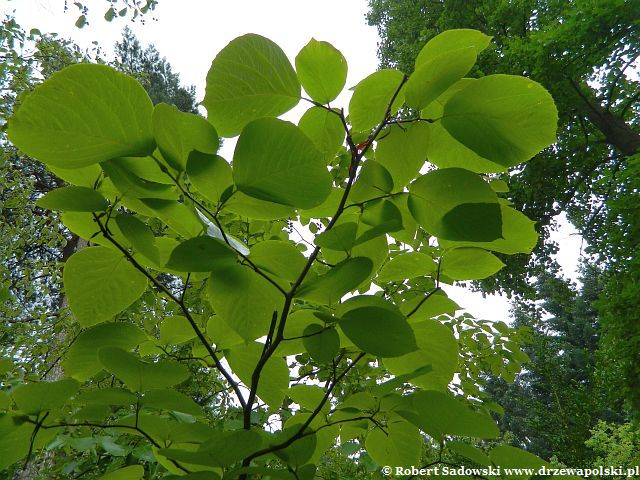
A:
[8,64,154,168]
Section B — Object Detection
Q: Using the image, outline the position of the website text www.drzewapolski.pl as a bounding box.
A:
[383,465,640,477]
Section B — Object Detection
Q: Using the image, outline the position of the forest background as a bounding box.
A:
[1,0,639,478]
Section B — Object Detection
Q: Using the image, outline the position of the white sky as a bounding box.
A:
[5,0,585,322]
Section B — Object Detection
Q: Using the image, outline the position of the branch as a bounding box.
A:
[244,353,365,462]
[91,213,247,409]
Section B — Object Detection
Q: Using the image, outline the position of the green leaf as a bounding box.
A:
[141,198,203,238]
[407,391,499,439]
[303,324,340,364]
[383,320,458,390]
[47,163,103,187]
[115,214,160,265]
[376,122,430,190]
[7,64,154,168]
[297,257,373,304]
[166,236,236,272]
[338,304,417,357]
[441,247,505,280]
[142,389,203,416]
[207,261,282,342]
[224,191,295,220]
[204,34,300,137]
[102,160,178,200]
[298,107,345,163]
[349,161,394,204]
[405,46,476,109]
[416,29,491,66]
[356,199,403,244]
[0,414,56,470]
[226,342,289,408]
[490,446,547,479]
[152,103,219,170]
[36,186,108,212]
[316,222,357,252]
[377,251,437,283]
[233,118,331,209]
[295,39,348,104]
[159,315,197,345]
[249,240,306,283]
[64,323,146,380]
[408,168,501,241]
[76,388,136,406]
[447,441,491,466]
[99,466,145,480]
[199,429,264,465]
[399,290,459,319]
[98,347,190,391]
[366,418,421,469]
[186,152,233,205]
[288,385,329,414]
[349,69,405,133]
[64,247,148,327]
[428,121,506,173]
[439,205,538,254]
[442,74,558,167]
[12,379,79,415]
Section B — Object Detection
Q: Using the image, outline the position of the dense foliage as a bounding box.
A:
[1,28,560,478]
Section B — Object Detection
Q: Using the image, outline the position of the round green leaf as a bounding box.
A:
[408,391,499,439]
[415,29,492,66]
[383,320,458,390]
[63,323,147,381]
[296,257,373,305]
[152,102,219,170]
[226,342,289,408]
[142,389,203,416]
[99,465,145,480]
[298,107,345,163]
[203,34,300,137]
[447,441,491,467]
[339,305,417,358]
[376,122,430,191]
[366,418,421,469]
[7,64,154,168]
[349,69,405,133]
[295,39,348,104]
[303,324,340,364]
[166,236,236,272]
[408,167,501,241]
[233,118,332,209]
[249,240,306,283]
[207,261,283,342]
[116,214,160,265]
[64,247,148,327]
[12,379,80,415]
[490,446,548,479]
[98,347,190,391]
[36,186,108,212]
[159,315,197,345]
[441,247,505,280]
[376,251,437,283]
[439,205,538,254]
[186,152,233,205]
[76,388,137,406]
[405,46,477,109]
[442,74,558,166]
